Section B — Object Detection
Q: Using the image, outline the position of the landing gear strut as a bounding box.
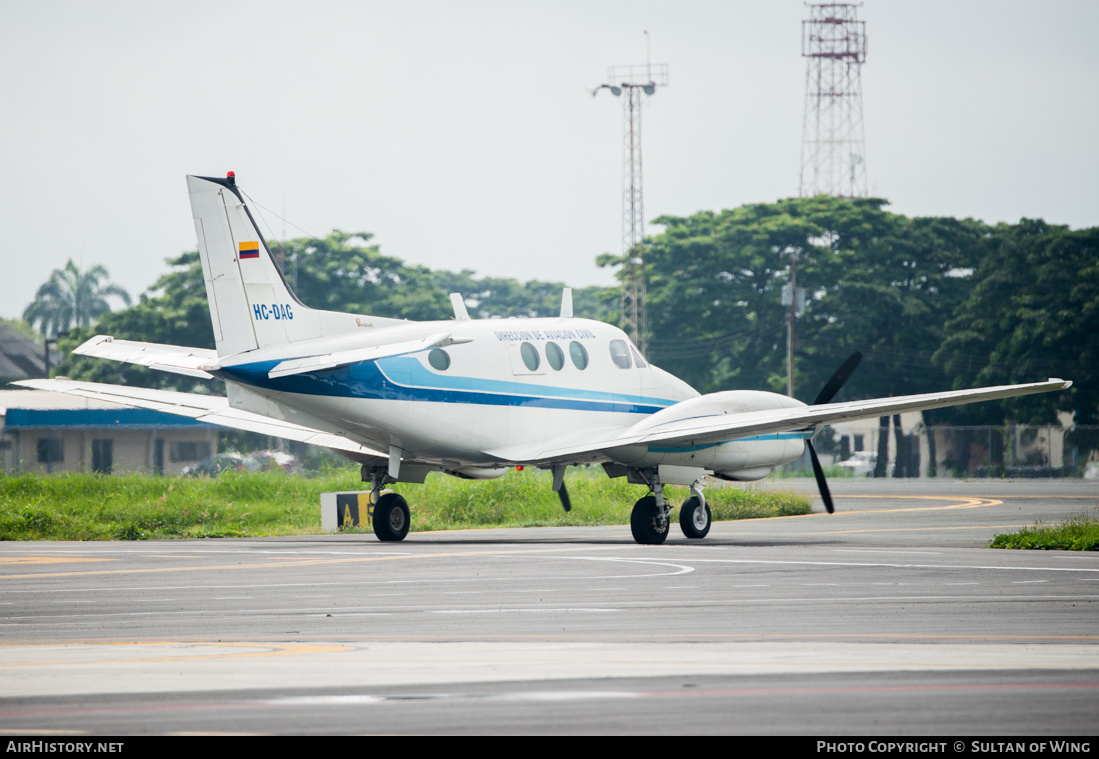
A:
[630,473,670,545]
[363,465,409,542]
[679,480,711,539]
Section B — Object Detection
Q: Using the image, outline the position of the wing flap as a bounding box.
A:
[14,379,386,459]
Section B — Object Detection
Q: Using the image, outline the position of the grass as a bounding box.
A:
[0,466,811,540]
[989,511,1099,551]
[770,464,855,479]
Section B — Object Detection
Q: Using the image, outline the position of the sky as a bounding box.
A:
[2,1,1097,321]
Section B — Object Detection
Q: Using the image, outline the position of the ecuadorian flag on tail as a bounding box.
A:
[238,241,260,260]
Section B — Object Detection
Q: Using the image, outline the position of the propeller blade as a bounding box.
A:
[807,440,834,514]
[557,480,572,512]
[812,351,863,406]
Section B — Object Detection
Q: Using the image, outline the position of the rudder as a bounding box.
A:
[187,174,403,357]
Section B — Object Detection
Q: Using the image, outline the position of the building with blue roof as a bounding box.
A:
[0,390,216,475]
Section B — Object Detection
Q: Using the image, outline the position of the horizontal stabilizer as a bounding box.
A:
[74,335,218,379]
[267,334,471,378]
[13,379,386,460]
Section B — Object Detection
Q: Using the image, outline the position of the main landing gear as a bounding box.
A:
[365,466,410,542]
[629,474,710,545]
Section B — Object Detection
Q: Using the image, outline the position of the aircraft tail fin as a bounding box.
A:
[187,174,404,357]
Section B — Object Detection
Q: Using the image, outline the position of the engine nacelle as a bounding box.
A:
[608,390,809,477]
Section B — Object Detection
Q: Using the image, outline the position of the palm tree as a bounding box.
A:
[23,260,132,338]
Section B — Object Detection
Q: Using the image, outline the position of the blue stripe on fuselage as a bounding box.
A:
[216,355,675,414]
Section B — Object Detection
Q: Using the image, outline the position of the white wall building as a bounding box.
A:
[0,390,217,475]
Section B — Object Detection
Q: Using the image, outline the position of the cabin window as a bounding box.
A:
[428,348,451,371]
[569,341,588,370]
[609,339,632,369]
[520,342,540,371]
[545,342,565,371]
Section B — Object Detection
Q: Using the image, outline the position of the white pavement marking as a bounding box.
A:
[2,641,1096,698]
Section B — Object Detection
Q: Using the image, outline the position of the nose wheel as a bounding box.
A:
[679,495,711,539]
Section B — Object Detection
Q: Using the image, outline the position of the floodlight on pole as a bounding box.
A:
[593,60,669,356]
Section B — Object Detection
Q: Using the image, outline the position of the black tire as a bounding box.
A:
[373,492,410,542]
[630,495,669,545]
[679,495,711,539]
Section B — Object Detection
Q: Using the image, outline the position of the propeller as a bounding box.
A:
[812,351,863,406]
[807,351,863,514]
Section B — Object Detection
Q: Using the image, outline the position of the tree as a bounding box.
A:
[23,260,132,338]
[932,220,1097,426]
[56,251,214,392]
[636,196,982,402]
[432,269,618,323]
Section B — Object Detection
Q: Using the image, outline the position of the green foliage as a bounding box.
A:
[989,512,1099,551]
[638,197,979,399]
[933,221,1097,425]
[274,231,450,321]
[0,468,810,540]
[54,251,215,392]
[23,260,131,339]
[432,270,618,323]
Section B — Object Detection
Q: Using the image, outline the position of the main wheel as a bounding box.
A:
[373,492,410,542]
[630,495,669,545]
[679,495,711,539]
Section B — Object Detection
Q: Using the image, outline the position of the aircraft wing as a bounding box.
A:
[486,378,1072,463]
[13,379,386,461]
[74,335,218,379]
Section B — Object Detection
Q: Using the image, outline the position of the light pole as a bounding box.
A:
[592,61,668,356]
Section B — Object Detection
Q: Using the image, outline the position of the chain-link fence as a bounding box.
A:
[809,424,1099,479]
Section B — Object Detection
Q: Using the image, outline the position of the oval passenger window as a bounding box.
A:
[520,342,540,371]
[569,341,588,370]
[545,342,565,371]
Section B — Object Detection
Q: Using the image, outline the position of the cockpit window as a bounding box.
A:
[569,341,588,370]
[428,348,451,371]
[630,345,647,368]
[545,342,565,371]
[520,342,540,372]
[609,339,632,369]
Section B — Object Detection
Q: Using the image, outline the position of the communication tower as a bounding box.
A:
[593,57,669,355]
[799,3,868,198]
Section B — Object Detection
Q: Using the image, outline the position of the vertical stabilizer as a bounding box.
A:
[187,174,404,357]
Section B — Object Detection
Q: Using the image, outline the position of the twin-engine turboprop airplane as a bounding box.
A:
[18,174,1071,544]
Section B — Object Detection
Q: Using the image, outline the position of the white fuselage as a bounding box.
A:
[214,316,808,479]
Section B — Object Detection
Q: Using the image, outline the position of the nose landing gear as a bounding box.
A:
[630,475,711,544]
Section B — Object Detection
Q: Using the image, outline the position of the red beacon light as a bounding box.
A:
[226,170,236,186]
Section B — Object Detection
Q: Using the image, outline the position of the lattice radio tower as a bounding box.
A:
[593,52,669,355]
[799,3,868,198]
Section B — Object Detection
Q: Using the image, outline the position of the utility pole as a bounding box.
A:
[593,41,668,355]
[782,251,805,397]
